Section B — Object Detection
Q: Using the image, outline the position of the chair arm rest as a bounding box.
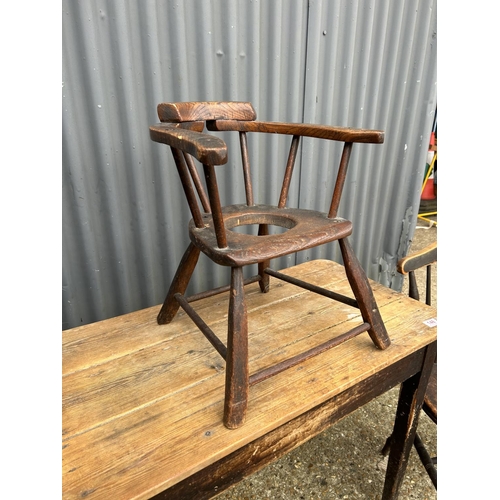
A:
[207,120,384,144]
[397,242,437,274]
[149,123,228,165]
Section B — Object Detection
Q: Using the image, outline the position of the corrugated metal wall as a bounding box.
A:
[62,0,437,330]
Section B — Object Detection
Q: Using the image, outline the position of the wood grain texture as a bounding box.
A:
[157,350,427,500]
[397,242,437,274]
[188,204,353,266]
[157,101,257,123]
[207,120,384,144]
[149,124,228,165]
[62,260,437,500]
[423,362,437,423]
[382,341,437,499]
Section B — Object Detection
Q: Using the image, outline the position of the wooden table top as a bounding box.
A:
[62,259,437,500]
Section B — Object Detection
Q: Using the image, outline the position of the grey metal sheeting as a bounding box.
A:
[62,0,437,329]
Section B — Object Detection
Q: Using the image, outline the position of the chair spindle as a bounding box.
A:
[203,163,227,248]
[278,135,301,208]
[239,132,254,206]
[171,148,205,228]
[183,151,211,213]
[328,142,353,219]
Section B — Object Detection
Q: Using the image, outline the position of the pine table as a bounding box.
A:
[63,259,437,499]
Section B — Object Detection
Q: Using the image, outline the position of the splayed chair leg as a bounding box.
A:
[258,224,270,293]
[157,243,200,325]
[258,260,270,293]
[223,266,249,429]
[339,237,391,350]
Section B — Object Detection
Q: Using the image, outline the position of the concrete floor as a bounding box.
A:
[216,218,437,500]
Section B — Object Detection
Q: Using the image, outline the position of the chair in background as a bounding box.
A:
[149,101,391,428]
[382,241,437,488]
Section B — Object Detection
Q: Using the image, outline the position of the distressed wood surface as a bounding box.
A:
[207,120,384,143]
[154,351,428,500]
[188,204,353,266]
[423,362,437,422]
[149,124,228,165]
[382,341,437,499]
[397,242,437,274]
[62,259,437,500]
[157,101,256,123]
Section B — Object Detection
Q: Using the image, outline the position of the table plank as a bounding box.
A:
[62,260,437,500]
[159,350,428,500]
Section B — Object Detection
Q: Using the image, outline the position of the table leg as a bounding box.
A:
[381,341,437,499]
[223,266,249,429]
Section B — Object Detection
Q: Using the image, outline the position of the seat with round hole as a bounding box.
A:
[149,101,391,429]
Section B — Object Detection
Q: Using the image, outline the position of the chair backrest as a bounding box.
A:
[157,101,257,124]
[155,102,257,234]
[151,101,384,245]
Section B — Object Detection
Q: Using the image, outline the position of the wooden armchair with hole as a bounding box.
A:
[381,241,437,488]
[149,101,391,429]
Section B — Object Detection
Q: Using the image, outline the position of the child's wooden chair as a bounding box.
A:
[149,101,391,428]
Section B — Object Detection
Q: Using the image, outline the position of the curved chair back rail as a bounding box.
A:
[207,119,384,143]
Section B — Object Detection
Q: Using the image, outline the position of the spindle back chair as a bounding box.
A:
[149,101,391,428]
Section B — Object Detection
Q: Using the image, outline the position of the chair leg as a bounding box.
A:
[258,224,270,293]
[339,237,391,350]
[157,243,200,325]
[258,260,270,293]
[223,266,249,429]
[380,432,437,489]
[413,432,438,488]
[381,434,392,457]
